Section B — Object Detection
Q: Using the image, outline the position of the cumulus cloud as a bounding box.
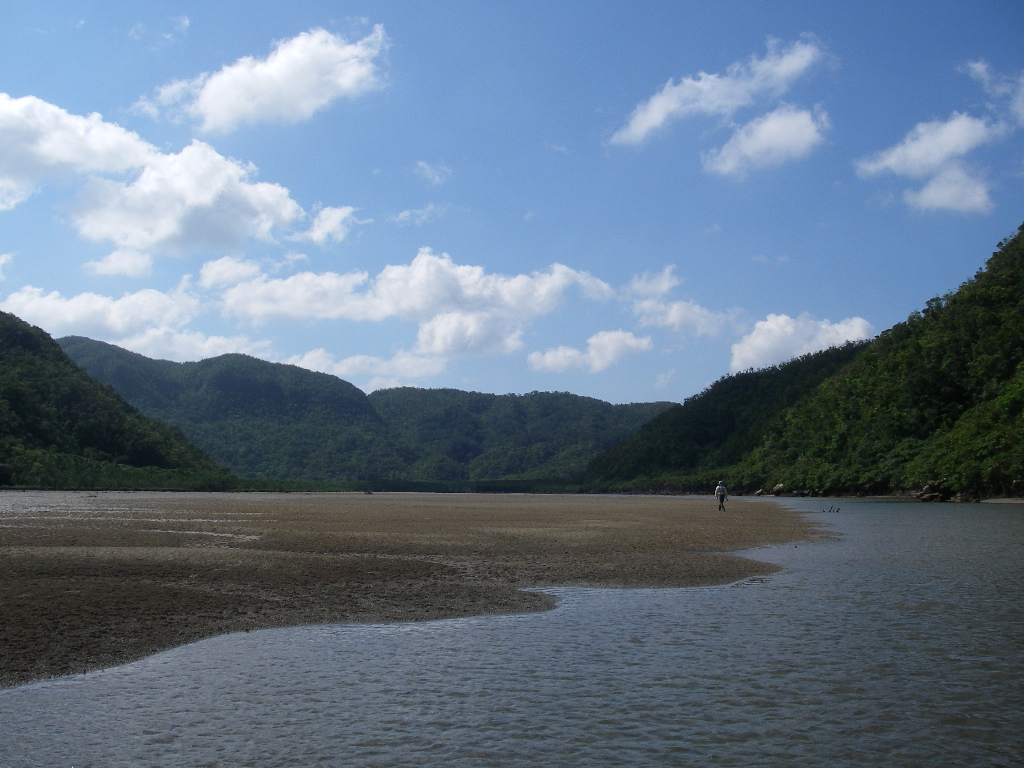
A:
[964,59,1024,125]
[703,105,828,177]
[292,206,357,243]
[623,265,736,336]
[142,26,387,133]
[287,347,445,389]
[414,161,452,185]
[116,327,270,361]
[84,248,153,277]
[857,113,994,178]
[0,284,198,338]
[632,297,735,336]
[856,112,998,213]
[528,330,652,373]
[72,139,302,254]
[903,165,993,213]
[218,248,613,357]
[610,38,823,145]
[730,312,873,372]
[198,256,262,289]
[626,265,681,297]
[390,203,446,226]
[0,92,356,268]
[0,92,154,210]
[0,279,270,362]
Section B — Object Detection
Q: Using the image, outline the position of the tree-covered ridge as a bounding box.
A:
[59,337,675,483]
[0,312,228,489]
[585,222,1024,499]
[735,224,1024,497]
[368,387,674,481]
[59,338,409,482]
[584,341,869,485]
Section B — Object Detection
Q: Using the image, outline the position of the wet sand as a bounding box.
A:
[0,491,817,688]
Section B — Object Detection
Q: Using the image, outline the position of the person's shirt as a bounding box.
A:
[715,484,727,497]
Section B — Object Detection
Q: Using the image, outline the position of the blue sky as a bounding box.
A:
[0,1,1021,403]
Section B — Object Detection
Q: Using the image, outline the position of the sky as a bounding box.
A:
[0,1,1021,404]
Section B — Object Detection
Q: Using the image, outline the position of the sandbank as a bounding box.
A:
[0,491,818,688]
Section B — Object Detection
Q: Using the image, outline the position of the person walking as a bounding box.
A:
[715,481,728,511]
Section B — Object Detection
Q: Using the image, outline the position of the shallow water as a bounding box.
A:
[2,500,1022,767]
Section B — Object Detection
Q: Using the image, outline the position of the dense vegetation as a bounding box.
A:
[584,341,869,484]
[0,312,231,489]
[368,387,671,481]
[59,337,674,484]
[586,223,1024,499]
[59,341,410,482]
[735,224,1024,498]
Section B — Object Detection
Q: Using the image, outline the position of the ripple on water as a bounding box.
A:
[1,501,1023,767]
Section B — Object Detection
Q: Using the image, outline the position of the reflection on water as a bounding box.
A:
[2,501,1022,767]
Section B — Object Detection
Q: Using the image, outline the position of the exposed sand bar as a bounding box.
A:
[0,491,818,688]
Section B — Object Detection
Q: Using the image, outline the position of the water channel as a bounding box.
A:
[1,499,1021,767]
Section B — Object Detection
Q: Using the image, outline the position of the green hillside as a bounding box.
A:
[0,312,229,489]
[59,338,675,483]
[58,339,409,482]
[736,224,1024,498]
[584,341,868,486]
[368,387,674,481]
[586,222,1024,499]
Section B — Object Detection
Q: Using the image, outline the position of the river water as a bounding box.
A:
[1,500,1022,767]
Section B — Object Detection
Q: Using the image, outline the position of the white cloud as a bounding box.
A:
[414,161,452,185]
[293,206,357,243]
[632,297,733,336]
[72,140,302,255]
[627,265,680,297]
[390,203,446,226]
[198,256,262,289]
[287,347,445,383]
[144,26,388,133]
[610,38,824,145]
[0,284,198,338]
[0,253,11,280]
[0,93,344,262]
[220,248,613,357]
[654,369,675,389]
[964,60,1024,125]
[856,112,998,214]
[903,165,992,213]
[857,113,994,178]
[415,311,523,356]
[84,248,153,277]
[0,278,270,362]
[0,92,154,210]
[702,105,828,177]
[729,312,873,372]
[623,265,735,336]
[528,330,652,374]
[116,327,270,362]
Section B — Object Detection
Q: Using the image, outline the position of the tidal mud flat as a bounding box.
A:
[0,491,817,688]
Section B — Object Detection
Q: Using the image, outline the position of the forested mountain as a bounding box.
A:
[736,224,1024,498]
[0,312,228,489]
[59,337,674,483]
[368,387,672,480]
[584,341,869,484]
[587,223,1024,499]
[59,339,410,482]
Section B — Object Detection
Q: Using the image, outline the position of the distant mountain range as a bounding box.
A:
[585,222,1024,500]
[58,337,674,484]
[6,221,1023,498]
